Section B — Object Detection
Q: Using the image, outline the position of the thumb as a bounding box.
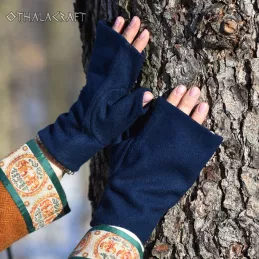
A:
[110,88,153,131]
[109,89,153,146]
[143,91,154,107]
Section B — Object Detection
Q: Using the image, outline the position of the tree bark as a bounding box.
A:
[74,0,259,258]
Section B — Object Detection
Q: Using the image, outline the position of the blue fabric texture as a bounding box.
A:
[38,21,149,171]
[91,97,223,243]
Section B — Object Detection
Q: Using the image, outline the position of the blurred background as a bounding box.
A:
[0,1,92,258]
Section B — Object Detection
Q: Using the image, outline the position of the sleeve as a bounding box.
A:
[68,225,144,259]
[0,139,70,251]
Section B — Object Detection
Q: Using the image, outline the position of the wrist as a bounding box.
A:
[35,136,73,180]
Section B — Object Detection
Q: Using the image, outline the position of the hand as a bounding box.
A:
[113,16,153,106]
[91,86,223,243]
[38,17,154,172]
[167,85,209,124]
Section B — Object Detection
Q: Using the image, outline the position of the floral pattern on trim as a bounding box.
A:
[0,143,64,230]
[69,230,140,259]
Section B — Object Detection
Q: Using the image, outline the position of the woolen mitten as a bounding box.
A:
[38,21,150,171]
[91,97,223,243]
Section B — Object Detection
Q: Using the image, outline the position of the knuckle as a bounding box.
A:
[181,100,195,110]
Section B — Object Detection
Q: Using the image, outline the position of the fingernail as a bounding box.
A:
[139,29,149,39]
[129,16,138,28]
[198,103,208,113]
[175,85,186,96]
[143,92,153,103]
[114,17,121,28]
[189,86,199,97]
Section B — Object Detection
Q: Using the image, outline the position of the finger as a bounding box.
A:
[177,86,201,115]
[191,102,209,124]
[143,91,154,107]
[123,16,141,44]
[167,85,187,107]
[112,16,125,33]
[133,29,150,53]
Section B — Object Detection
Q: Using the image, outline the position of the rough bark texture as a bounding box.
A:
[74,0,259,258]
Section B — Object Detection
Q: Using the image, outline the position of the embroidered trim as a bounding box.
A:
[0,139,70,233]
[0,169,34,232]
[69,225,143,259]
[112,225,144,252]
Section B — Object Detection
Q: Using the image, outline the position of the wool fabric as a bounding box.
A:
[38,21,149,171]
[91,97,223,243]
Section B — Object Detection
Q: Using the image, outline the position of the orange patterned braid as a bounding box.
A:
[0,139,70,251]
[69,225,143,259]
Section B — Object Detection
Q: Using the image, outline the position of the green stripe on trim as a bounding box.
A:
[89,225,143,258]
[0,168,35,233]
[27,139,70,213]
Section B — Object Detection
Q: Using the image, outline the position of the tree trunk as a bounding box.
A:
[74,0,259,258]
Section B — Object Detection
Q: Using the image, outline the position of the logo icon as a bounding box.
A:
[6,11,17,22]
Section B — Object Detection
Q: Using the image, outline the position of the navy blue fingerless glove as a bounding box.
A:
[91,97,223,243]
[38,21,150,172]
